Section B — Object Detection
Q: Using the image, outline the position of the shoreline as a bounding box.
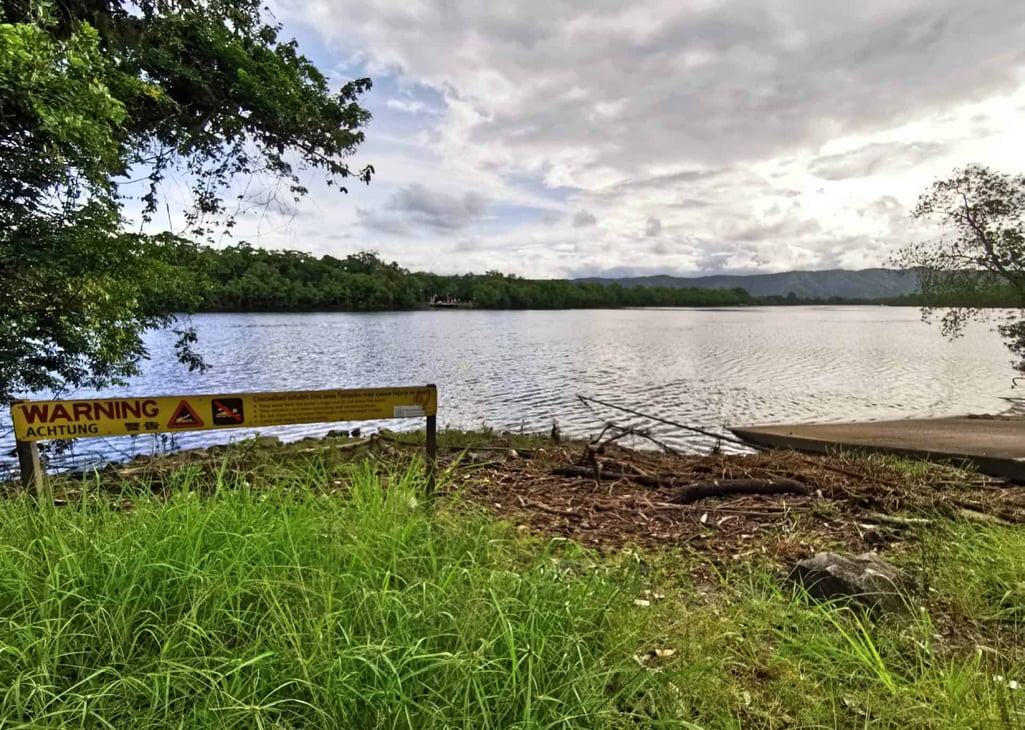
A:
[8,426,1020,555]
[182,300,957,315]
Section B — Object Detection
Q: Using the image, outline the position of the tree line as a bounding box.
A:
[145,239,756,311]
[144,236,1025,313]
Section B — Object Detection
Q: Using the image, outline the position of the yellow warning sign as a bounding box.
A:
[11,385,438,442]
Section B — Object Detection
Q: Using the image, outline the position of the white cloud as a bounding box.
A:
[385,98,427,114]
[809,142,949,181]
[238,0,1025,276]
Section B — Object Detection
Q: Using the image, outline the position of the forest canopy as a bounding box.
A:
[140,243,758,312]
[0,0,373,406]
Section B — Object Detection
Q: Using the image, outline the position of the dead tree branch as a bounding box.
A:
[578,394,763,450]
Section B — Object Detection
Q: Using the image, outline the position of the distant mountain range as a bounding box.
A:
[575,268,921,300]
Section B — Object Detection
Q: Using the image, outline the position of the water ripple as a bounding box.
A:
[1,306,1018,470]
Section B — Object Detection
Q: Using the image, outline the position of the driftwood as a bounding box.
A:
[577,394,759,450]
[670,478,811,503]
[335,437,374,451]
[956,507,1013,526]
[589,423,682,456]
[861,512,932,527]
[551,465,812,502]
[551,465,664,486]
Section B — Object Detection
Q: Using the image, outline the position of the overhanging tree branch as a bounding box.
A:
[895,165,1025,374]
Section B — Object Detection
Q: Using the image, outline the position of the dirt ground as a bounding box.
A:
[443,439,1025,560]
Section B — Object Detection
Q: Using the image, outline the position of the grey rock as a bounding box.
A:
[791,552,913,614]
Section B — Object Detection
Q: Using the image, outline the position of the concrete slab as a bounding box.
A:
[731,415,1025,481]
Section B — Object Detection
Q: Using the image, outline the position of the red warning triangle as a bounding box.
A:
[168,400,204,429]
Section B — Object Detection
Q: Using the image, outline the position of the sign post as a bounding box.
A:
[10,385,439,497]
[15,438,45,498]
[425,413,437,497]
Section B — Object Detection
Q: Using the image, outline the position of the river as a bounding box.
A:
[3,306,1021,472]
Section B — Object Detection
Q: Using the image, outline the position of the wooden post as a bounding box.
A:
[16,438,47,500]
[425,414,437,497]
[11,402,48,502]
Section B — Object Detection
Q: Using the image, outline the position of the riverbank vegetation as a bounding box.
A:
[144,238,1025,313]
[146,240,756,311]
[895,165,1025,371]
[3,433,1024,727]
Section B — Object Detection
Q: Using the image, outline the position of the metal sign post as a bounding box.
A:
[425,413,437,497]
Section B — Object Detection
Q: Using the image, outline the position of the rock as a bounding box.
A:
[790,552,913,614]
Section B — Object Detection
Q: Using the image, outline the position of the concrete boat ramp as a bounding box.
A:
[731,415,1025,481]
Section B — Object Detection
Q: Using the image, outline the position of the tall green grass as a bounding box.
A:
[920,519,1025,624]
[0,462,667,728]
[617,542,1025,729]
[3,449,1025,728]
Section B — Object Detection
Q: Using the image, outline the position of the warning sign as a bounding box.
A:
[168,400,204,429]
[10,385,438,442]
[212,398,244,425]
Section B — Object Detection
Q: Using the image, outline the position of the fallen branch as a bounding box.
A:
[551,465,666,486]
[863,512,932,527]
[577,394,759,449]
[956,507,1013,526]
[590,422,682,456]
[520,499,583,519]
[334,437,374,452]
[551,466,814,504]
[671,478,812,504]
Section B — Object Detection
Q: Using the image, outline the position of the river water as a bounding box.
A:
[3,306,1021,472]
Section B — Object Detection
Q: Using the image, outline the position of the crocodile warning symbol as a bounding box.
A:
[167,400,204,428]
[212,398,244,426]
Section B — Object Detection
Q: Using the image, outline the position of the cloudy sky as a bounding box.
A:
[213,0,1025,278]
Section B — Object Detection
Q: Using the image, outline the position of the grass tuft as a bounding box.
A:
[0,461,665,728]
